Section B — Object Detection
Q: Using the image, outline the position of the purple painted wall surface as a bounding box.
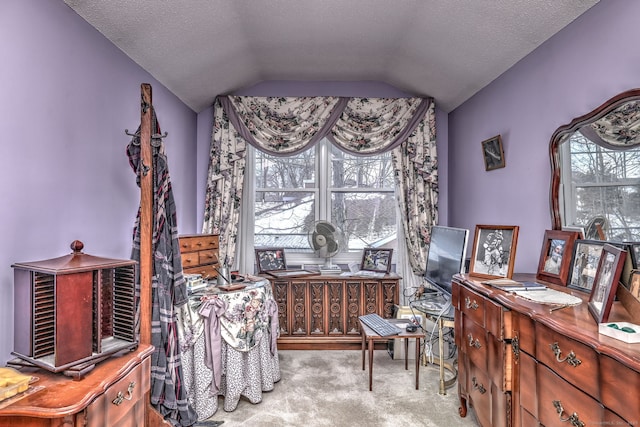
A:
[449,0,640,274]
[0,1,197,363]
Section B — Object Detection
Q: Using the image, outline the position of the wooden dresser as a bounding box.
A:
[453,273,640,427]
[0,344,153,426]
[268,274,400,350]
[178,234,220,280]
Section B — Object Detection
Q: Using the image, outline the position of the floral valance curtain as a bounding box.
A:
[219,96,430,156]
[203,95,437,285]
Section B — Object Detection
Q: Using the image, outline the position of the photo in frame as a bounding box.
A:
[255,247,287,274]
[588,244,626,323]
[468,225,519,279]
[536,230,579,286]
[630,270,640,300]
[624,242,640,268]
[567,240,625,293]
[360,248,393,273]
[481,135,505,171]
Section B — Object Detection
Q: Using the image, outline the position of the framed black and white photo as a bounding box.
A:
[255,247,287,274]
[481,135,505,171]
[468,225,519,279]
[588,244,626,323]
[567,240,625,293]
[624,242,640,268]
[536,229,579,286]
[360,248,393,273]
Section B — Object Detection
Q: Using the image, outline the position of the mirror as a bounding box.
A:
[550,88,640,241]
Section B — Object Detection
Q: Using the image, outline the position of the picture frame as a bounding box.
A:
[624,242,640,268]
[588,244,626,323]
[536,229,579,286]
[562,225,585,239]
[360,248,393,273]
[255,247,287,274]
[481,135,505,171]
[630,270,640,300]
[468,225,519,280]
[566,240,625,293]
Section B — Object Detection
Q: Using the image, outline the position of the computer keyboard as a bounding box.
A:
[359,313,401,336]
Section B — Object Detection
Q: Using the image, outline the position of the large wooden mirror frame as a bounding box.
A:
[550,88,640,232]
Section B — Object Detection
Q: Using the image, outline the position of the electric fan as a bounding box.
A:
[308,221,342,273]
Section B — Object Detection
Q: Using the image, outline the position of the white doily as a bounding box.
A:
[513,288,582,306]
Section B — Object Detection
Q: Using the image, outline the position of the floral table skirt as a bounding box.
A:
[181,321,281,420]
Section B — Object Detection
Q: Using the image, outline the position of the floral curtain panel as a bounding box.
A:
[202,95,438,279]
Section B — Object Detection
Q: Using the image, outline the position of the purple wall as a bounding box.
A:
[195,81,450,228]
[0,1,197,363]
[449,0,640,274]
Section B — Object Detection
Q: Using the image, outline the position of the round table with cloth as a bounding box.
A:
[178,280,281,420]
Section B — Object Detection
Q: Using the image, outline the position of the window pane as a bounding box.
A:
[255,148,315,189]
[331,146,394,189]
[574,185,640,240]
[255,191,315,250]
[331,192,396,251]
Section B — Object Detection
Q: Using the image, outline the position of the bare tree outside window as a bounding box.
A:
[254,139,396,256]
[567,132,640,240]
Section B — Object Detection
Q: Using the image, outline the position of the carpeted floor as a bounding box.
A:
[205,349,480,426]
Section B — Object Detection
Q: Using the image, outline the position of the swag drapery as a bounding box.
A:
[202,95,439,284]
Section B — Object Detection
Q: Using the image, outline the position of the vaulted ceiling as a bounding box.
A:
[64,0,599,113]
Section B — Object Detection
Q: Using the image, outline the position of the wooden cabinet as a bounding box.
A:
[454,273,640,427]
[269,274,400,349]
[0,344,153,426]
[178,234,220,280]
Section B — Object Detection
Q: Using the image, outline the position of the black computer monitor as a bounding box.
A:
[424,225,469,296]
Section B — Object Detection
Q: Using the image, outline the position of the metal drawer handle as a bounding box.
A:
[467,333,481,349]
[112,381,136,406]
[553,400,585,427]
[471,377,486,394]
[465,297,479,310]
[550,342,582,367]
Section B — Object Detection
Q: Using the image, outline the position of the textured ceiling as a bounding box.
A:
[63,0,599,113]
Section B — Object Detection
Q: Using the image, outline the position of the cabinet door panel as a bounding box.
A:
[600,354,640,424]
[326,281,344,335]
[309,281,325,335]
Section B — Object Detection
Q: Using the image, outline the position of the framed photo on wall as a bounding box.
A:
[588,244,626,323]
[360,248,393,273]
[481,135,505,171]
[255,247,287,274]
[468,225,519,280]
[536,229,580,286]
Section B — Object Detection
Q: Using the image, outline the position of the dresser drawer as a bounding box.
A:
[468,362,492,427]
[179,235,218,252]
[181,252,200,267]
[537,362,622,427]
[600,354,640,424]
[86,355,150,426]
[462,314,488,372]
[518,351,538,418]
[459,286,485,327]
[198,249,219,265]
[184,264,218,279]
[535,323,599,400]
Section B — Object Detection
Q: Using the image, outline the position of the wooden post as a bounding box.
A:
[138,83,172,427]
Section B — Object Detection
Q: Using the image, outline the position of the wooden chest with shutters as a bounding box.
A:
[11,240,138,377]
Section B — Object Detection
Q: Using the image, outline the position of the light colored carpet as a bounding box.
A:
[206,349,480,426]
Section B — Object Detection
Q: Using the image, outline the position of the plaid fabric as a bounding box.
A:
[128,108,198,426]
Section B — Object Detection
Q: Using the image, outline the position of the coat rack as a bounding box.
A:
[137,83,172,427]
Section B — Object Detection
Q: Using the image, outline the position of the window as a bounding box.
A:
[561,132,640,240]
[253,138,397,265]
